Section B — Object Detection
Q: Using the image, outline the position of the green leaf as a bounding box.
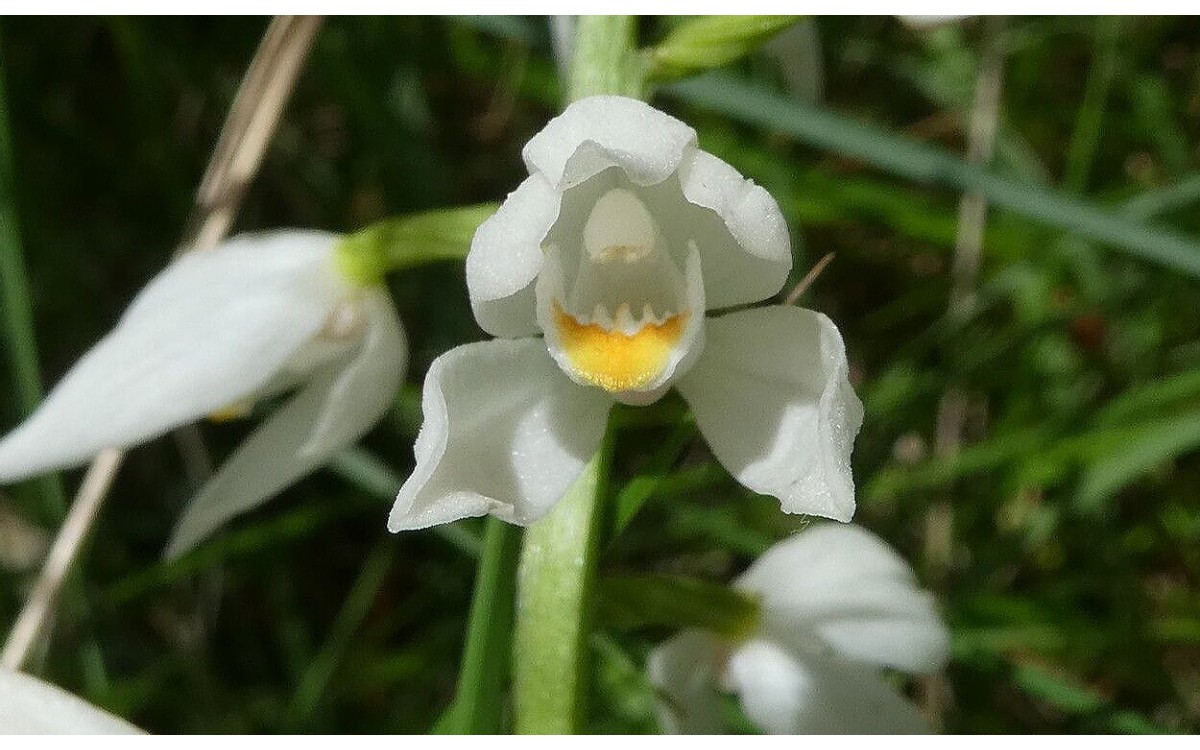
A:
[335,203,499,285]
[664,74,1200,280]
[434,519,522,734]
[598,574,759,641]
[647,16,801,82]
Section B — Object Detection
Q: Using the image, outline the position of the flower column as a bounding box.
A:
[512,16,643,734]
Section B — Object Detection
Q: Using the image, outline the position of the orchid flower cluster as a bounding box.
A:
[0,91,946,733]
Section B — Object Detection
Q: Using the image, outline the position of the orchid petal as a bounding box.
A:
[646,630,727,735]
[467,176,560,338]
[300,289,407,456]
[388,338,612,530]
[676,305,863,521]
[166,288,406,557]
[0,669,143,734]
[724,639,931,734]
[738,524,950,674]
[0,231,348,483]
[677,149,792,308]
[523,95,697,190]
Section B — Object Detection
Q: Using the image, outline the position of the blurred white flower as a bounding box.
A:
[648,524,949,734]
[0,669,143,734]
[0,231,407,556]
[388,95,862,531]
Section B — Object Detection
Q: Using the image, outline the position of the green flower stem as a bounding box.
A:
[511,16,643,734]
[513,433,614,733]
[567,16,643,102]
[335,203,499,286]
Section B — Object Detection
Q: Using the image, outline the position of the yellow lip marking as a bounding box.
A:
[553,300,689,393]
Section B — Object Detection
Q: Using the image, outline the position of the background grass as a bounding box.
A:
[0,16,1198,733]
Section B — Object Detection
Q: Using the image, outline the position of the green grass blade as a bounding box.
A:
[664,74,1200,279]
[1121,173,1200,220]
[1062,16,1120,193]
[610,422,694,535]
[0,65,43,414]
[1012,663,1106,715]
[0,34,66,518]
[1077,409,1200,511]
[284,539,395,729]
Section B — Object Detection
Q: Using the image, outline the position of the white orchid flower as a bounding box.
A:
[388,95,862,531]
[0,231,407,556]
[0,669,143,734]
[648,524,950,734]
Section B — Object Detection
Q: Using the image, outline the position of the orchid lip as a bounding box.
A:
[558,300,679,335]
[550,299,690,393]
[538,185,703,395]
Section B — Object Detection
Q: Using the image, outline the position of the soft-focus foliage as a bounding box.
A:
[1,16,1198,734]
